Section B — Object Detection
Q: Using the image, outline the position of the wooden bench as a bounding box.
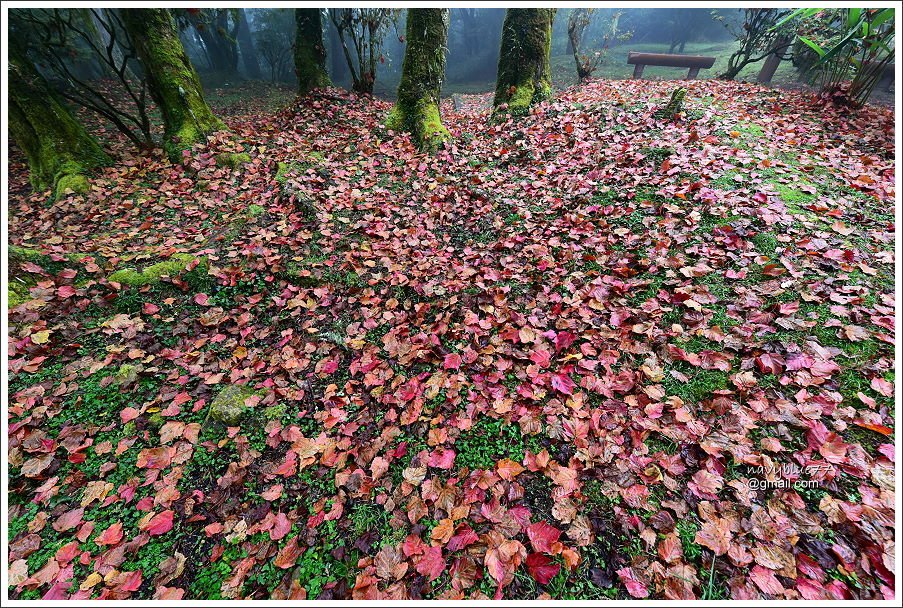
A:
[627,51,716,80]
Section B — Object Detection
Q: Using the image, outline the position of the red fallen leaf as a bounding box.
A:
[155,587,185,600]
[761,263,786,276]
[144,510,174,536]
[261,484,284,501]
[142,302,160,314]
[194,293,209,305]
[550,372,575,395]
[818,433,848,464]
[496,458,525,480]
[204,522,223,536]
[852,420,893,436]
[443,352,462,370]
[55,541,81,564]
[695,519,731,555]
[428,447,456,469]
[415,546,445,581]
[526,553,560,585]
[57,285,76,299]
[871,377,893,397]
[529,348,551,367]
[270,512,292,541]
[120,407,140,424]
[117,570,143,593]
[95,522,124,546]
[274,536,303,569]
[749,564,785,596]
[526,521,561,554]
[52,507,84,532]
[446,524,479,552]
[797,577,828,600]
[689,469,723,499]
[553,331,577,352]
[658,533,683,563]
[617,566,649,598]
[755,353,785,374]
[136,447,172,470]
[485,539,526,588]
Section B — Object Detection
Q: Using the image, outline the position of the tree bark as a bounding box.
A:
[121,8,224,161]
[757,33,791,84]
[493,9,556,116]
[386,9,450,150]
[295,9,331,94]
[8,40,109,199]
[236,9,262,79]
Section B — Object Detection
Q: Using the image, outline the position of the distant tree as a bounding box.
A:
[328,8,400,94]
[295,9,331,93]
[667,9,696,53]
[250,9,295,84]
[174,8,239,75]
[8,37,109,198]
[236,9,262,79]
[493,8,557,116]
[121,9,224,161]
[715,8,793,80]
[567,9,631,82]
[9,8,154,149]
[386,9,450,150]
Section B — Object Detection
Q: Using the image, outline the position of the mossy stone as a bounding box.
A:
[209,384,263,425]
[215,152,252,169]
[113,364,139,387]
[108,253,202,287]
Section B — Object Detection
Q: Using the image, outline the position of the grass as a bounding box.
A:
[453,416,544,471]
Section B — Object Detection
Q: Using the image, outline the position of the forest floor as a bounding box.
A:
[6,78,896,600]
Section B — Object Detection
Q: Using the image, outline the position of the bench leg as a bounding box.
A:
[686,67,700,80]
[632,64,645,79]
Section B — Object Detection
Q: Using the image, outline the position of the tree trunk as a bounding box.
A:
[236,9,262,79]
[295,9,331,94]
[757,33,791,84]
[493,8,556,116]
[386,9,450,150]
[121,8,224,161]
[8,41,109,199]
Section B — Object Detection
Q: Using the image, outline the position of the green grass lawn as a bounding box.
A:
[549,40,803,89]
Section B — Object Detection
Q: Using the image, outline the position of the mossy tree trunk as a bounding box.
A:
[493,9,557,117]
[386,9,450,150]
[121,8,224,161]
[295,9,331,94]
[8,40,109,199]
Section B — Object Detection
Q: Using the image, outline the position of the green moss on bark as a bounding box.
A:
[493,9,557,117]
[386,9,450,150]
[8,41,109,199]
[295,9,331,94]
[121,9,224,161]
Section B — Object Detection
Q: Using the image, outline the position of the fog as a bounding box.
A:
[179,8,745,96]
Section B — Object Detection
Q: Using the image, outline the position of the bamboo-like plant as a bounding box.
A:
[778,7,895,108]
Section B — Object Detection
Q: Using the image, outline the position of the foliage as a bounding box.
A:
[714,8,794,80]
[779,7,895,108]
[327,8,401,94]
[9,8,153,148]
[566,9,632,82]
[6,73,896,602]
[252,9,295,83]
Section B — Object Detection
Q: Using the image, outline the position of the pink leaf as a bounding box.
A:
[144,510,174,536]
[443,353,462,370]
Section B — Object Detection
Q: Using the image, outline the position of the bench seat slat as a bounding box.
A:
[627,52,716,69]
